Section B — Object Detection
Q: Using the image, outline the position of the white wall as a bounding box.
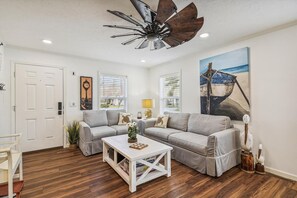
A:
[0,46,149,136]
[149,25,297,179]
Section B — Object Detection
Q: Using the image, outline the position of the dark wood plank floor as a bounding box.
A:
[21,147,297,198]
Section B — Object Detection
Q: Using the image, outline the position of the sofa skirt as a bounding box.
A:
[144,135,240,177]
[207,149,241,177]
[79,138,103,156]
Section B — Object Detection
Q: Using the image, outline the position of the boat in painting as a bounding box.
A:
[200,62,249,114]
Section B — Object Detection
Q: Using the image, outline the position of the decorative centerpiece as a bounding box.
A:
[127,122,138,143]
[255,144,265,174]
[129,143,148,150]
[65,121,80,149]
[240,114,255,173]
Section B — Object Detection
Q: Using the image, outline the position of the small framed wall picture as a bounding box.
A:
[80,76,93,110]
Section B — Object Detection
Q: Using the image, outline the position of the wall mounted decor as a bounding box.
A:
[200,47,250,120]
[80,76,93,110]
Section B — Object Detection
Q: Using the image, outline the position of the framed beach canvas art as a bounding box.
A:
[200,47,250,120]
[80,76,93,110]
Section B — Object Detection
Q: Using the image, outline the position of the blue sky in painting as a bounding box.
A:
[200,48,249,74]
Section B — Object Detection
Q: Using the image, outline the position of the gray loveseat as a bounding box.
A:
[143,112,241,177]
[79,110,128,156]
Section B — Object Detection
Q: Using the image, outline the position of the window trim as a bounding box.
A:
[159,71,182,114]
[98,72,128,111]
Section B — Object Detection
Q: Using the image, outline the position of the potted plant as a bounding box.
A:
[127,122,138,143]
[65,121,80,149]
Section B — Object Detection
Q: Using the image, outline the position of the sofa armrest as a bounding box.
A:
[133,118,157,135]
[79,121,92,142]
[144,118,157,128]
[207,128,240,157]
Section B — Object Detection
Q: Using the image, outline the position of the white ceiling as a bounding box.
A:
[0,0,296,67]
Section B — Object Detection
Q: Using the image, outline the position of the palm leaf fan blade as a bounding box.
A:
[107,10,144,27]
[170,17,204,34]
[122,36,143,45]
[136,39,149,49]
[151,39,166,50]
[169,32,197,42]
[162,36,181,48]
[165,3,197,27]
[111,33,143,38]
[155,0,177,24]
[130,0,153,23]
[103,25,145,34]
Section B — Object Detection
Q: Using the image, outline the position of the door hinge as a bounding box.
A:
[14,72,16,78]
[13,106,16,112]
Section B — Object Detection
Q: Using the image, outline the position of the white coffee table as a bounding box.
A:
[102,134,173,193]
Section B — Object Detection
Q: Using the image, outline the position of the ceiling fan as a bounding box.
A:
[103,0,204,50]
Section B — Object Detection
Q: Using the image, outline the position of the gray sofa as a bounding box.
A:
[79,110,128,156]
[143,112,241,177]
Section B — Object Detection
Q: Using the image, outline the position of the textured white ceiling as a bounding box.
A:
[0,0,296,67]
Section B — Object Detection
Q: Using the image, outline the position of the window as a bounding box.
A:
[99,74,128,110]
[160,73,181,113]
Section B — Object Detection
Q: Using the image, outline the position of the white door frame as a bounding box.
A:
[10,61,68,148]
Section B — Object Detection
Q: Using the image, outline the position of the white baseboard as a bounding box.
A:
[266,166,297,181]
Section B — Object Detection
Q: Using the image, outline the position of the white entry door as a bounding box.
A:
[16,64,63,152]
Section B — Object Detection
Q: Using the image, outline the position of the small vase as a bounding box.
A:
[128,138,137,143]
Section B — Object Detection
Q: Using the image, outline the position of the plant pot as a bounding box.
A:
[69,144,77,149]
[128,138,137,143]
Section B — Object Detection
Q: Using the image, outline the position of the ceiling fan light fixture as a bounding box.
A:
[104,0,204,50]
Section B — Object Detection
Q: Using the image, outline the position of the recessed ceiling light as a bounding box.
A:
[199,33,210,38]
[141,60,146,63]
[42,39,52,44]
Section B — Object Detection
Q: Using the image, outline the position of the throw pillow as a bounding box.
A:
[118,112,132,125]
[154,115,169,128]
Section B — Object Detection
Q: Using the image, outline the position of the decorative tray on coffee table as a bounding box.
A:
[129,143,148,150]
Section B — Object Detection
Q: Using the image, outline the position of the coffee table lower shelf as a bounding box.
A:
[102,141,172,193]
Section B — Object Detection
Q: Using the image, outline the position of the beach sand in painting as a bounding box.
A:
[229,71,250,111]
[213,71,250,120]
[215,98,249,120]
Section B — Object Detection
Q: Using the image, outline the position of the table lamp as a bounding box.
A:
[142,99,153,119]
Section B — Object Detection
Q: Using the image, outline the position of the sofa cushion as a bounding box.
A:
[188,114,231,136]
[144,127,184,142]
[154,115,169,128]
[168,132,208,156]
[164,112,190,131]
[90,126,116,140]
[83,110,108,127]
[118,113,132,125]
[107,110,126,126]
[110,125,128,135]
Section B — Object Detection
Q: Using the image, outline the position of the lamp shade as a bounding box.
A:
[142,99,153,108]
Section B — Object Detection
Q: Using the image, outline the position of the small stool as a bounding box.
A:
[0,180,24,198]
